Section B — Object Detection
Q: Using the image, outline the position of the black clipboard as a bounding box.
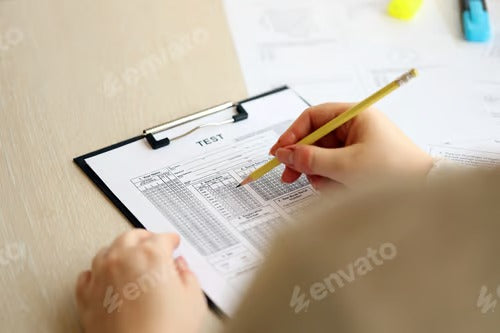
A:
[73,85,306,316]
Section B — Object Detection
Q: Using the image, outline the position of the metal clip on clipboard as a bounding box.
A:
[142,86,292,150]
[143,101,249,149]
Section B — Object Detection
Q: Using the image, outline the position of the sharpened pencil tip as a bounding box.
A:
[237,177,253,188]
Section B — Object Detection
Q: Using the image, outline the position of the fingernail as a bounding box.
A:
[284,131,296,142]
[276,148,294,166]
[176,256,188,271]
[269,143,280,156]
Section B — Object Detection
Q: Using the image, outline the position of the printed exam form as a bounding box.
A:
[84,89,318,315]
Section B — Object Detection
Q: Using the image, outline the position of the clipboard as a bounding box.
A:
[73,85,310,315]
[74,85,300,228]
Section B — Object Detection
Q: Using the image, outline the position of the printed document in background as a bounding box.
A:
[224,0,500,164]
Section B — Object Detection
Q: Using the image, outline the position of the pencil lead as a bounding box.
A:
[236,184,242,188]
[238,177,252,188]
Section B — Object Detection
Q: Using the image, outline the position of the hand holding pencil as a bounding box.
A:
[270,102,433,190]
[239,69,434,190]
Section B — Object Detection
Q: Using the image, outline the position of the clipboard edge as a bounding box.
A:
[73,135,226,318]
[238,85,289,104]
[238,85,311,109]
[73,135,146,229]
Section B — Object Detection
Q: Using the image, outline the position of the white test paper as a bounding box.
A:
[85,89,317,315]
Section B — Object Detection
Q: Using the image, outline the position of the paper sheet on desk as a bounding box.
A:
[429,144,500,167]
[83,89,318,315]
[224,0,500,159]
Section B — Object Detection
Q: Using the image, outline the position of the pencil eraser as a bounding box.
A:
[388,0,423,20]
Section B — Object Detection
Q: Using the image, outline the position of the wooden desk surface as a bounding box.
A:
[0,0,246,331]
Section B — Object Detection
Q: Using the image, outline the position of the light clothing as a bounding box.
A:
[225,167,500,332]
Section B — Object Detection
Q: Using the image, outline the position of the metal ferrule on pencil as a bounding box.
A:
[396,68,418,86]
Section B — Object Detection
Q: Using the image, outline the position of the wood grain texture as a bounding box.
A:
[0,0,246,331]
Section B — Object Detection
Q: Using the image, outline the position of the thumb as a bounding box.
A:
[276,144,357,182]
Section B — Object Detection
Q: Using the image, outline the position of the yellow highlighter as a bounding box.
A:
[237,69,418,187]
[388,0,423,20]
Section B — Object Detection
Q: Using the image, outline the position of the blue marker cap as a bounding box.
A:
[461,0,491,42]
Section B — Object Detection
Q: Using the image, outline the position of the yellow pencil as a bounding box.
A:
[237,68,418,187]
